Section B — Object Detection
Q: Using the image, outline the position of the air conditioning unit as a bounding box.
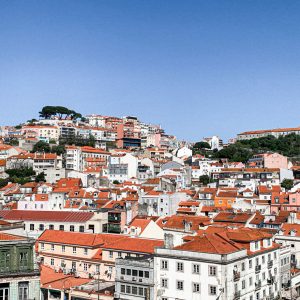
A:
[132,277,137,281]
[120,276,124,280]
[139,278,143,282]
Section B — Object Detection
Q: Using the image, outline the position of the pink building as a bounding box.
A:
[249,153,288,169]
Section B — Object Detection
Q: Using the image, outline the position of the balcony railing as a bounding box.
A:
[233,271,240,281]
[233,291,241,300]
[255,280,262,290]
[267,276,274,285]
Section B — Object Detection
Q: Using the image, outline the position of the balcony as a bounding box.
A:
[255,265,261,273]
[268,261,273,269]
[233,291,241,300]
[255,280,262,290]
[267,276,274,285]
[233,271,240,281]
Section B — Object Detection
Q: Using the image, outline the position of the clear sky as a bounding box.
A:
[1,1,300,141]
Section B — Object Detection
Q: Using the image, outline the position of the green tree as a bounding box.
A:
[199,175,210,185]
[32,141,51,153]
[51,145,65,155]
[281,179,294,190]
[35,172,46,182]
[113,180,120,185]
[194,141,211,149]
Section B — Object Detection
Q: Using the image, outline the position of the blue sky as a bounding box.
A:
[1,1,300,141]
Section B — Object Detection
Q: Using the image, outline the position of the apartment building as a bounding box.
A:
[139,191,189,217]
[0,210,107,238]
[37,230,163,282]
[237,126,300,141]
[115,228,281,300]
[0,233,40,300]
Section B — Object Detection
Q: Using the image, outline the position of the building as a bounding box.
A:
[0,233,40,300]
[237,126,300,141]
[114,256,154,300]
[117,228,281,300]
[0,210,107,238]
[248,153,288,169]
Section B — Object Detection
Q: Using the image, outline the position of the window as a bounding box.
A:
[193,264,200,274]
[41,243,44,250]
[126,269,132,276]
[242,280,246,289]
[249,277,253,286]
[49,224,54,230]
[208,265,217,276]
[176,262,184,272]
[242,262,245,271]
[50,258,54,266]
[70,225,74,232]
[39,224,44,231]
[84,248,88,255]
[109,251,113,258]
[72,261,76,270]
[73,247,76,254]
[83,263,88,271]
[59,225,64,231]
[161,278,168,288]
[96,265,100,273]
[121,285,125,293]
[193,283,200,293]
[19,251,28,269]
[79,226,84,232]
[30,224,34,231]
[0,251,10,271]
[51,244,54,251]
[209,285,217,295]
[132,286,137,295]
[249,259,252,269]
[144,271,149,278]
[121,268,125,275]
[176,280,184,290]
[18,282,29,300]
[262,256,265,264]
[62,245,65,252]
[161,260,168,270]
[118,252,122,258]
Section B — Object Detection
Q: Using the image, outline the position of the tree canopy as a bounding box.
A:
[39,106,82,120]
[281,179,294,191]
[211,133,300,162]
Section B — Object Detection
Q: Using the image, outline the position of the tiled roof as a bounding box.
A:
[38,230,126,247]
[174,233,242,254]
[0,233,27,241]
[0,210,94,222]
[102,236,163,254]
[213,212,253,224]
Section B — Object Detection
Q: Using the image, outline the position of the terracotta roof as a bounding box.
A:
[127,218,152,233]
[41,265,91,289]
[161,215,211,231]
[174,233,242,254]
[0,233,27,241]
[214,212,253,224]
[38,230,126,247]
[0,210,94,222]
[102,236,163,254]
